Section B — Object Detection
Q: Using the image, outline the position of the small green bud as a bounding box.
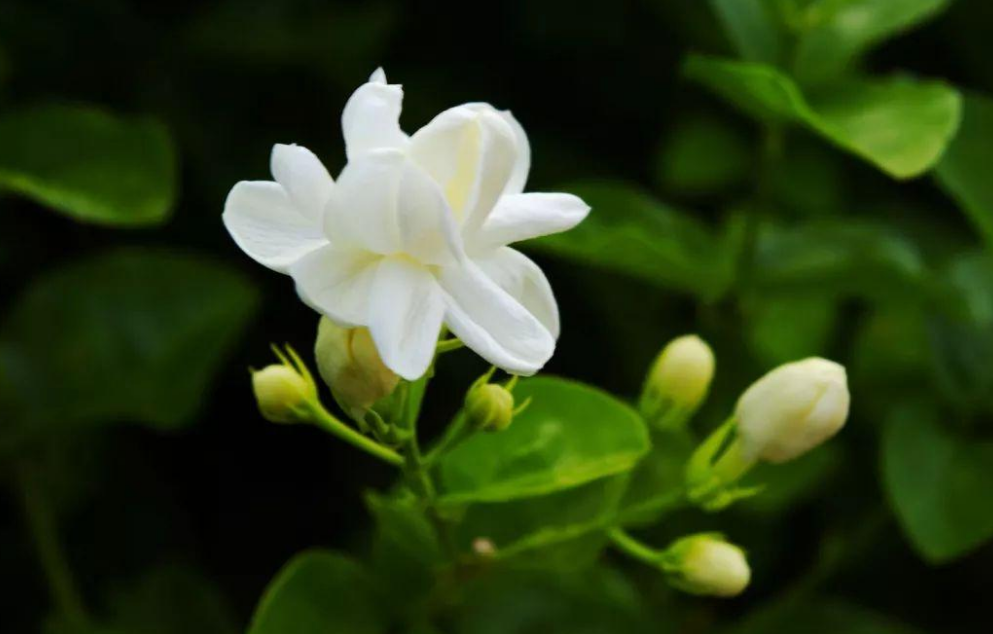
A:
[252,348,317,424]
[466,383,515,432]
[640,335,714,428]
[315,318,400,420]
[662,533,750,598]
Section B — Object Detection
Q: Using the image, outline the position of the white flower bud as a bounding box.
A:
[667,534,750,597]
[736,357,850,463]
[252,363,316,424]
[314,318,399,418]
[641,335,715,423]
[466,383,515,432]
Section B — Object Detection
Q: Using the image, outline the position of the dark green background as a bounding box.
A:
[1,1,992,632]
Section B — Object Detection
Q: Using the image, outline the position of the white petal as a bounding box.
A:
[465,103,530,195]
[475,192,591,250]
[342,75,407,160]
[396,162,463,265]
[474,247,560,339]
[289,245,381,327]
[369,67,387,83]
[367,258,445,380]
[324,149,404,254]
[223,181,327,273]
[270,144,334,222]
[438,261,555,375]
[409,105,517,234]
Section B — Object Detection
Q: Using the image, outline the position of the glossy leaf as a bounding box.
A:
[528,180,744,300]
[248,551,384,634]
[750,219,927,301]
[438,376,650,504]
[709,0,786,65]
[684,55,962,179]
[882,404,993,563]
[935,92,993,247]
[0,249,259,445]
[456,477,625,568]
[793,0,951,85]
[0,104,176,226]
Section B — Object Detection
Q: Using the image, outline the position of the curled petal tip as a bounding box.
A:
[369,67,387,84]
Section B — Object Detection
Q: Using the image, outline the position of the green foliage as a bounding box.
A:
[247,551,384,634]
[106,565,239,634]
[0,105,176,227]
[684,55,962,179]
[654,114,752,196]
[935,93,993,248]
[749,219,927,300]
[0,249,258,446]
[791,0,951,85]
[882,404,993,563]
[708,0,786,65]
[438,377,650,503]
[724,597,924,634]
[529,181,745,300]
[744,295,837,366]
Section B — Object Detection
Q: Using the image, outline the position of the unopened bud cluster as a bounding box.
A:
[252,345,318,424]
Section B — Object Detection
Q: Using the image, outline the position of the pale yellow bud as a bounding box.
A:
[314,318,399,417]
[252,364,316,424]
[736,357,850,463]
[466,383,515,432]
[667,534,750,597]
[643,335,715,414]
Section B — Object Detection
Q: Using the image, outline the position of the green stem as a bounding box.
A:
[435,338,465,354]
[608,527,661,566]
[423,410,470,467]
[304,402,404,467]
[15,461,89,625]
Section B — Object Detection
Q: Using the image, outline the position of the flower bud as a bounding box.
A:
[736,357,850,463]
[664,534,750,597]
[466,383,515,431]
[641,335,715,425]
[252,358,317,424]
[314,318,399,419]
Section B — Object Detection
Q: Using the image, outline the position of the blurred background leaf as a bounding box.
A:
[0,105,176,227]
[0,249,258,448]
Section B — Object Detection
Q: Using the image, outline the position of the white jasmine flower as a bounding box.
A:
[224,69,589,380]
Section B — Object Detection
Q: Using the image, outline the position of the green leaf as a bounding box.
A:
[882,404,993,563]
[684,55,962,179]
[926,253,993,414]
[456,477,625,568]
[744,295,837,366]
[107,564,238,634]
[654,114,752,196]
[709,0,787,64]
[793,0,951,85]
[528,181,744,300]
[453,567,655,634]
[438,376,650,504]
[724,597,924,634]
[0,104,177,226]
[935,93,993,247]
[750,219,927,301]
[248,551,384,634]
[0,249,259,446]
[617,428,695,526]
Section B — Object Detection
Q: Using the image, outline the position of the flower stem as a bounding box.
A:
[304,402,404,467]
[423,410,470,467]
[15,461,89,625]
[608,527,661,566]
